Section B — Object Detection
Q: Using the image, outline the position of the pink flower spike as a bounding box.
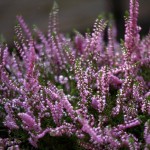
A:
[18,113,36,130]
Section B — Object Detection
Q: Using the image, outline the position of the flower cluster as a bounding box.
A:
[0,0,150,149]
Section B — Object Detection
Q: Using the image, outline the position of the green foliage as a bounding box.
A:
[139,65,150,82]
[38,134,84,150]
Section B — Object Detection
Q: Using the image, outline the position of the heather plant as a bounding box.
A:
[0,0,150,150]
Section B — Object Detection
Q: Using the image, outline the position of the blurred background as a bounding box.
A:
[0,0,149,45]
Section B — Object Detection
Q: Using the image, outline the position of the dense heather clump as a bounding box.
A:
[0,0,150,149]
